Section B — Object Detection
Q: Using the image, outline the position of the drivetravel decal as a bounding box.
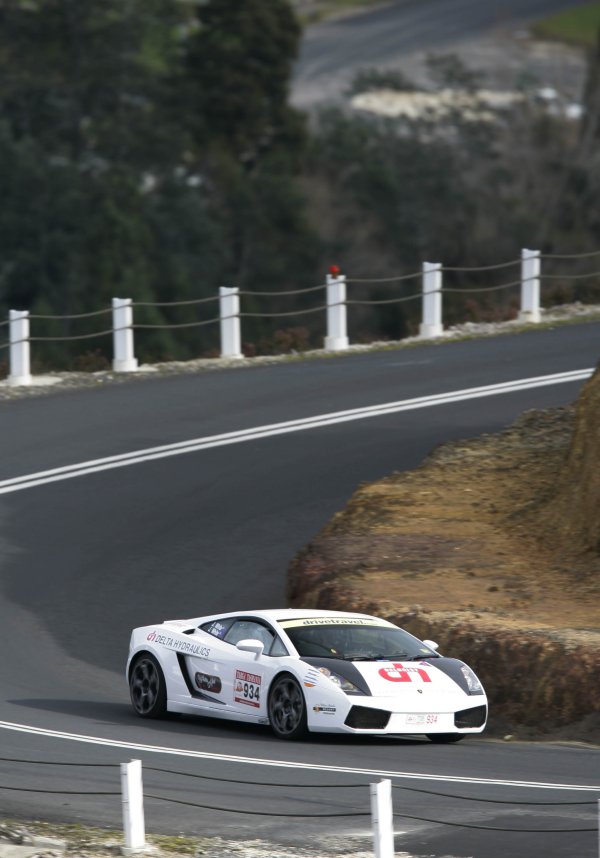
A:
[280,617,386,628]
[234,669,262,707]
[378,664,431,683]
[146,630,210,659]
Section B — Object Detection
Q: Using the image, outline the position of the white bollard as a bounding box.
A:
[121,759,146,855]
[112,298,138,372]
[324,270,349,351]
[370,779,394,858]
[8,309,32,386]
[519,248,541,323]
[219,286,242,358]
[419,262,443,338]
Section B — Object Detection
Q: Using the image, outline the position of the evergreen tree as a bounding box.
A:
[180,0,320,302]
[0,0,187,171]
[182,0,305,165]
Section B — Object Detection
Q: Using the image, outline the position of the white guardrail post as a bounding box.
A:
[324,268,349,351]
[519,248,541,323]
[8,309,32,386]
[112,298,138,372]
[219,286,242,358]
[370,779,394,858]
[419,261,443,338]
[121,759,146,855]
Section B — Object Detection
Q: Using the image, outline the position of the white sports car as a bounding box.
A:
[126,608,487,741]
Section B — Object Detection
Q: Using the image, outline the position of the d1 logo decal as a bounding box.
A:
[378,664,431,683]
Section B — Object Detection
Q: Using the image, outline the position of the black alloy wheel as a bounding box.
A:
[268,674,308,740]
[129,653,168,718]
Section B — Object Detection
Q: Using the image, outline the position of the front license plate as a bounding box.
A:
[406,713,439,726]
[406,714,425,725]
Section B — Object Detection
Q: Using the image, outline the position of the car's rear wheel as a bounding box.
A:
[129,653,168,718]
[268,674,307,740]
[426,733,465,743]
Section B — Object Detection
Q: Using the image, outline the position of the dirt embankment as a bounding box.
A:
[288,368,600,741]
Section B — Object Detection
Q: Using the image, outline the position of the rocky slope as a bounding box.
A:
[288,368,600,741]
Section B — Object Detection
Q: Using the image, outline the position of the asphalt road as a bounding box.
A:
[1,323,599,857]
[292,0,589,106]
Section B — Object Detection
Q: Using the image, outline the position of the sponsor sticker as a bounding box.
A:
[206,621,228,639]
[146,630,210,659]
[234,669,262,707]
[195,672,222,694]
[379,664,431,683]
[313,704,337,714]
[280,617,387,629]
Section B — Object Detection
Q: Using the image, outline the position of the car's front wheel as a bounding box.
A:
[426,733,465,744]
[268,674,307,740]
[129,653,168,718]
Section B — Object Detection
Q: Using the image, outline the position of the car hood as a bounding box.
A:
[303,656,482,698]
[352,659,463,696]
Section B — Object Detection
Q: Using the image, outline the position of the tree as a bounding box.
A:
[0,0,188,171]
[179,0,320,303]
[182,0,305,165]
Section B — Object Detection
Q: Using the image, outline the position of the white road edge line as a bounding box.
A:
[0,721,597,792]
[0,368,593,495]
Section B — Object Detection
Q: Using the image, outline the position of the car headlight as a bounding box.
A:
[460,665,484,695]
[318,666,362,695]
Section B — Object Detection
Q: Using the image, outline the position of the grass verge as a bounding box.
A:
[532,1,600,47]
[296,0,385,24]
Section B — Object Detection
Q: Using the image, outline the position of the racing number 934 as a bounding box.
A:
[235,669,262,707]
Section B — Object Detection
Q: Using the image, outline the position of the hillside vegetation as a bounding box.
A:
[2,0,600,372]
[288,365,600,740]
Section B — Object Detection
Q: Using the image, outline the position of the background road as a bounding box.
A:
[1,322,599,857]
[292,0,589,106]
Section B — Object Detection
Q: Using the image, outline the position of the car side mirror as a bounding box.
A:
[422,639,439,651]
[236,639,265,658]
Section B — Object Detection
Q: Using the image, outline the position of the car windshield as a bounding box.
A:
[281,620,437,661]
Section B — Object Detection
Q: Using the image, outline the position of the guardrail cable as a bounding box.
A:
[29,308,112,321]
[145,793,370,817]
[132,296,219,308]
[239,305,327,318]
[0,785,119,796]
[0,756,115,767]
[144,765,367,789]
[541,270,600,280]
[346,293,421,306]
[29,330,113,342]
[133,317,220,330]
[394,813,596,833]
[238,284,327,297]
[346,271,422,284]
[392,784,597,806]
[441,258,521,272]
[440,278,522,293]
[542,249,600,259]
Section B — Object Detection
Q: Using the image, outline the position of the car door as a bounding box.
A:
[221,618,279,717]
[189,616,285,719]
